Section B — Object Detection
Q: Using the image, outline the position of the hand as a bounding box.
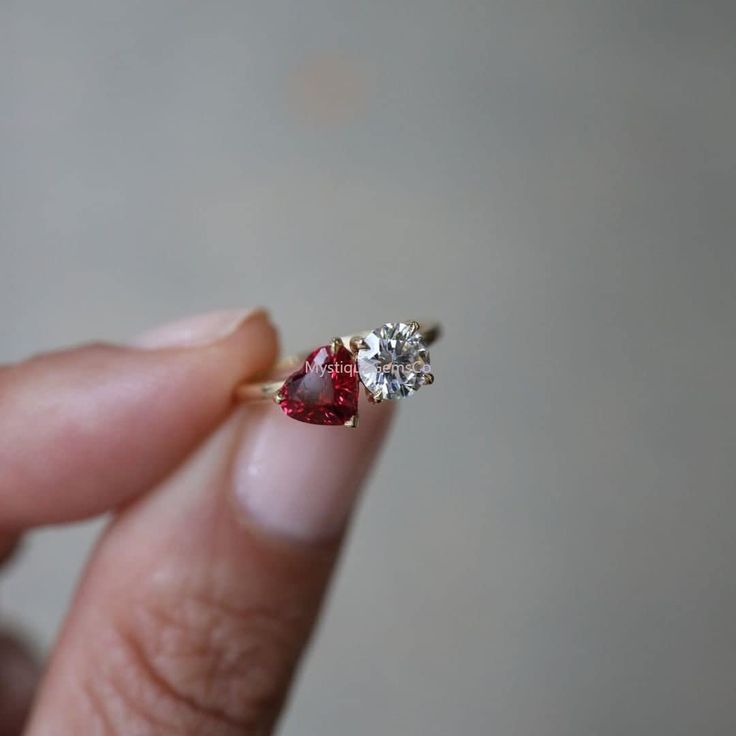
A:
[0,309,394,735]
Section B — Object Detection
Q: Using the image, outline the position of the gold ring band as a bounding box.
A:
[234,320,440,427]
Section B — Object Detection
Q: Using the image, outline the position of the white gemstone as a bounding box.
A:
[357,322,431,400]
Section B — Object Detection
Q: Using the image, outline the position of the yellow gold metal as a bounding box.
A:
[330,336,344,354]
[236,380,285,402]
[349,336,368,353]
[422,372,435,385]
[407,320,421,335]
[344,415,358,428]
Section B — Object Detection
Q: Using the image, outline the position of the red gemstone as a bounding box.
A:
[278,344,359,425]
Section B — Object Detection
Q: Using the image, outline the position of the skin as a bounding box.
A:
[0,310,395,736]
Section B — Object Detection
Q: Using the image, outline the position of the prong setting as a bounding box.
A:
[344,415,358,428]
[330,336,344,354]
[349,335,368,353]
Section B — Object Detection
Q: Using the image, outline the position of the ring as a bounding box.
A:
[235,321,440,427]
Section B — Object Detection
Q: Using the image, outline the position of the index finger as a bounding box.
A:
[0,309,278,529]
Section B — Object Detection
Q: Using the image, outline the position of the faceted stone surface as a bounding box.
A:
[357,322,431,400]
[278,343,359,425]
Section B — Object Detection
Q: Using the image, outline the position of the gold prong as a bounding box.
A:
[330,336,344,353]
[407,320,421,335]
[344,415,358,428]
[274,389,285,404]
[349,336,367,353]
[422,372,434,386]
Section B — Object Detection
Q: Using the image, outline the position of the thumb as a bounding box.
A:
[26,397,395,735]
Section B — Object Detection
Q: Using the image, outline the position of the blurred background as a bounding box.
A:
[2,1,736,734]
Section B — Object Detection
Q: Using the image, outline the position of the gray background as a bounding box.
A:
[2,1,736,734]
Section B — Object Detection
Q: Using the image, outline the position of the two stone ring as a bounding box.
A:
[235,321,440,427]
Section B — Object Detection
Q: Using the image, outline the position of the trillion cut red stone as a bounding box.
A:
[278,344,359,425]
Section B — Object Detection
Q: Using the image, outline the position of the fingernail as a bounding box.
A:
[233,401,394,542]
[131,308,269,349]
